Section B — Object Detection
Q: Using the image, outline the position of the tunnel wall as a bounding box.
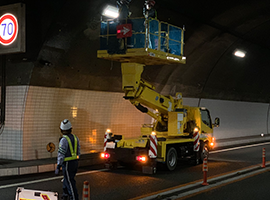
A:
[0,86,269,160]
[0,86,152,160]
[183,98,269,139]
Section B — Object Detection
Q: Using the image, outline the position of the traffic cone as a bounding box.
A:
[262,148,266,168]
[202,158,209,186]
[82,181,90,200]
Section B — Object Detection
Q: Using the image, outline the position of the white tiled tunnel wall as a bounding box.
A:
[0,86,28,160]
[2,85,269,161]
[22,86,152,160]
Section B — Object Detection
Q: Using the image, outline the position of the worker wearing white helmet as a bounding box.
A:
[55,119,80,200]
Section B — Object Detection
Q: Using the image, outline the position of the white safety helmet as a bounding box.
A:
[60,119,72,130]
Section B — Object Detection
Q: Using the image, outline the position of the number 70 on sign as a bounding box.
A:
[0,13,18,46]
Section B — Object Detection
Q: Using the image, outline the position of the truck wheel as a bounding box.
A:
[199,142,209,163]
[166,147,177,171]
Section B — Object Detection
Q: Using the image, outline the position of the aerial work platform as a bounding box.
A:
[97,17,186,65]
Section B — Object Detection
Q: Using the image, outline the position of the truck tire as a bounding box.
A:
[199,142,209,163]
[166,147,177,171]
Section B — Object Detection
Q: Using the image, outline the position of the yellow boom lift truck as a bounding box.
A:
[98,16,219,174]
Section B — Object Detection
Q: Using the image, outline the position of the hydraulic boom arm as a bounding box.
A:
[121,63,183,125]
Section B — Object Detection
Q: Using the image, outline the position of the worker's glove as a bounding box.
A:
[55,165,61,175]
[55,168,59,175]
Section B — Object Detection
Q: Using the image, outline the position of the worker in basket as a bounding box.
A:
[143,0,157,19]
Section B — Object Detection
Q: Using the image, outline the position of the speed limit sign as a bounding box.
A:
[0,3,25,54]
[0,13,18,46]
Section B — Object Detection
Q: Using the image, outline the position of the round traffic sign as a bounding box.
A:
[0,13,18,46]
[46,142,56,153]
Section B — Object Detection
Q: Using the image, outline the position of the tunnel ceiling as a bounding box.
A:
[1,0,270,103]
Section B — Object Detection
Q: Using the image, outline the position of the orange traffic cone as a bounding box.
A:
[82,181,90,200]
[262,148,266,168]
[202,158,209,186]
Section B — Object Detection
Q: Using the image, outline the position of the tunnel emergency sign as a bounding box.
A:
[0,3,25,54]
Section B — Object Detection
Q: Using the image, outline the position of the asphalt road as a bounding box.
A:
[1,142,269,200]
[181,170,270,200]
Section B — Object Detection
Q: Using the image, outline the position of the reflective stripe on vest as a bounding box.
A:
[63,134,79,161]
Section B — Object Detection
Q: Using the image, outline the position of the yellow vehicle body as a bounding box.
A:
[115,105,215,163]
[98,17,219,172]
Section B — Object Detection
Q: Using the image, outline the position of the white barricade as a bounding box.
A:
[15,187,58,200]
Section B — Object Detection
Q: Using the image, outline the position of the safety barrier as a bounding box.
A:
[262,148,266,168]
[103,133,107,152]
[193,129,200,152]
[200,147,267,186]
[99,18,185,56]
[202,158,209,186]
[82,181,90,200]
[149,134,157,158]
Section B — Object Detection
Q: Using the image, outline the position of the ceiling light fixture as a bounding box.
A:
[234,49,246,58]
[102,5,119,18]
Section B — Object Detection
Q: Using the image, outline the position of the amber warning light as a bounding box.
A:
[136,156,147,162]
[210,137,215,147]
[101,152,110,159]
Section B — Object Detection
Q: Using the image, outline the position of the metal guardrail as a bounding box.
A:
[100,17,185,56]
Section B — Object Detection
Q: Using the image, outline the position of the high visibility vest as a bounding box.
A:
[63,134,79,161]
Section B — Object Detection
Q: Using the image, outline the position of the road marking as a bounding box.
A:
[173,167,269,200]
[211,141,270,154]
[1,142,269,191]
[134,163,270,200]
[0,169,107,190]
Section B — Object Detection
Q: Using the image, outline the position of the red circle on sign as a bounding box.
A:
[0,13,18,45]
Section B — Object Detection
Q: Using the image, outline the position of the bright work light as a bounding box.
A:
[102,5,119,18]
[234,50,246,58]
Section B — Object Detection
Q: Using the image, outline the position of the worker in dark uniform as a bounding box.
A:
[117,0,131,20]
[109,0,132,54]
[143,0,157,49]
[143,0,157,19]
[55,119,80,200]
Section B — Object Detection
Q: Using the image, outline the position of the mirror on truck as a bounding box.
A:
[214,117,220,127]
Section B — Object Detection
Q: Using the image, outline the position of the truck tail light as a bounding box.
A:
[136,156,147,162]
[101,152,110,159]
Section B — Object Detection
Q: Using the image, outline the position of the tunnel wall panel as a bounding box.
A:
[183,98,269,139]
[21,86,152,160]
[0,86,269,160]
[0,86,27,160]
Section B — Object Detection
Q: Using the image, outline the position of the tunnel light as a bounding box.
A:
[234,50,246,58]
[102,5,119,18]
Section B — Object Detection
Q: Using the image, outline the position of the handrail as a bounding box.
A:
[99,17,185,56]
